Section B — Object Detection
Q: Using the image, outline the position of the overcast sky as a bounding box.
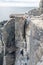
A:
[0,0,40,2]
[0,0,40,7]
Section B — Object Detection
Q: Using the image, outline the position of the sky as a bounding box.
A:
[0,0,40,7]
[0,0,40,2]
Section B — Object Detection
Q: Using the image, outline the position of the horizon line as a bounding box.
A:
[0,2,39,7]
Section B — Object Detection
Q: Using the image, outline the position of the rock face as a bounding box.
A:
[1,16,29,65]
[1,12,43,65]
[0,29,3,65]
[30,16,43,65]
[15,17,25,48]
[28,8,41,16]
[37,56,43,65]
[39,0,43,14]
[0,20,7,28]
[2,18,16,65]
[15,17,28,65]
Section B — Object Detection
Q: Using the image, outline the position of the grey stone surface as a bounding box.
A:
[2,18,16,65]
[30,22,43,65]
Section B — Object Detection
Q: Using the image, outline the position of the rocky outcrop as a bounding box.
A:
[1,13,43,65]
[30,17,43,65]
[1,16,28,65]
[0,20,7,28]
[28,8,41,16]
[2,18,16,65]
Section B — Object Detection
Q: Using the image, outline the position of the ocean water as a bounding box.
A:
[0,7,35,22]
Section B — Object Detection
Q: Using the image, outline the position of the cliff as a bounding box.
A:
[28,8,41,16]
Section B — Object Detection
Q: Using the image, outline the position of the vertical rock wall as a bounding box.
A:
[15,17,26,65]
[2,18,16,65]
[2,17,26,65]
[30,19,43,65]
